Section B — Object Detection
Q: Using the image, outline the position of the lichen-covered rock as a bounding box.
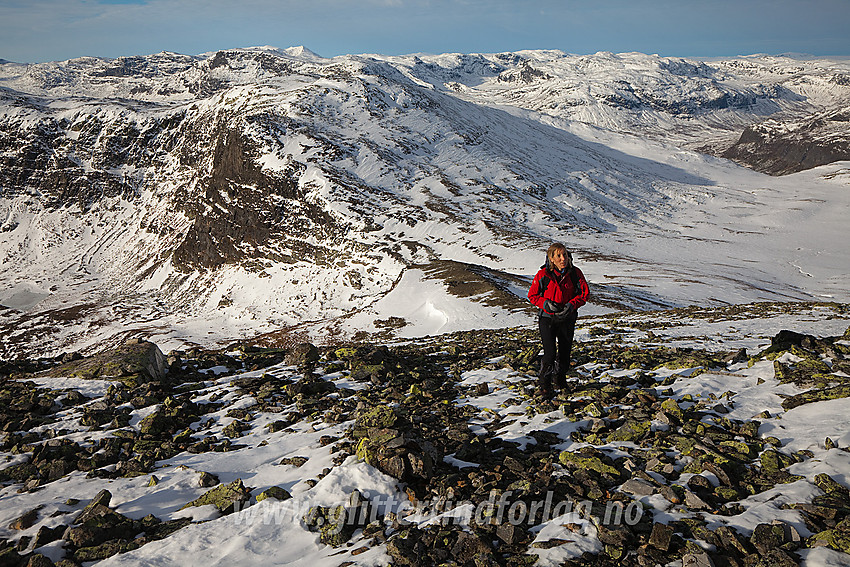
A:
[256,486,292,502]
[180,478,251,514]
[814,473,850,497]
[760,450,796,473]
[353,406,398,430]
[73,540,141,563]
[809,516,850,554]
[284,343,320,367]
[608,419,651,443]
[750,521,801,555]
[47,339,168,386]
[303,504,355,547]
[559,449,622,478]
[783,384,850,410]
[138,409,174,436]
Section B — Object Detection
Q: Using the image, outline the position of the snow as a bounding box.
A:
[1,307,849,565]
[1,49,849,357]
[98,459,398,567]
[0,46,849,562]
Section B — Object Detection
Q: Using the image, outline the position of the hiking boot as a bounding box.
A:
[555,374,567,390]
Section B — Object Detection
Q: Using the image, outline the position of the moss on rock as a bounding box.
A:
[180,478,251,514]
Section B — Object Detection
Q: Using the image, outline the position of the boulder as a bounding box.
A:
[284,343,320,367]
[47,340,168,386]
[256,486,292,502]
[180,478,251,514]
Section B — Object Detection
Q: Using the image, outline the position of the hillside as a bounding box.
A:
[0,302,849,566]
[1,48,849,358]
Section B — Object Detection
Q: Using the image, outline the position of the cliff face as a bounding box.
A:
[722,106,850,175]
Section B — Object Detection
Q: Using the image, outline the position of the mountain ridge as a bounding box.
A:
[1,47,848,358]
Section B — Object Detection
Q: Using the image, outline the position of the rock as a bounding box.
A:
[496,522,523,545]
[648,522,674,551]
[31,524,65,549]
[284,343,320,367]
[47,340,167,386]
[407,451,433,480]
[198,471,220,487]
[386,528,422,566]
[583,401,607,417]
[687,474,714,492]
[73,540,140,563]
[64,525,104,548]
[25,554,55,567]
[682,552,715,567]
[302,505,355,547]
[180,478,251,514]
[724,348,749,364]
[256,486,292,502]
[451,531,493,564]
[559,449,622,477]
[751,521,800,555]
[809,517,850,553]
[455,437,487,463]
[9,507,39,530]
[714,525,750,555]
[279,456,308,467]
[770,330,817,351]
[814,473,850,497]
[354,406,398,430]
[222,419,250,438]
[0,548,23,567]
[265,420,291,433]
[138,410,174,436]
[760,450,795,473]
[74,489,112,524]
[620,477,656,497]
[287,376,336,397]
[755,549,799,567]
[607,419,651,443]
[659,398,684,422]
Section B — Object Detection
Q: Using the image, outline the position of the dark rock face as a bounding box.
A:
[0,90,339,275]
[170,123,309,270]
[722,106,850,175]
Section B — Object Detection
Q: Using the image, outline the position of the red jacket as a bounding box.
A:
[528,266,589,314]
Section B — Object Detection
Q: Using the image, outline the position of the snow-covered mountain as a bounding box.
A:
[1,47,849,358]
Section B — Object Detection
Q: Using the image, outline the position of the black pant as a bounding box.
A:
[538,314,577,391]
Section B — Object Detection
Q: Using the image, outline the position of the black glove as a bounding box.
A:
[543,300,561,314]
[553,303,575,322]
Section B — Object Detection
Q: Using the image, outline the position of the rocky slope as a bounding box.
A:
[0,302,849,566]
[721,105,850,175]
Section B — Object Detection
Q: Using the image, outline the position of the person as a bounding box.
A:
[527,243,590,400]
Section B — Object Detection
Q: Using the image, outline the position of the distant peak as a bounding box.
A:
[283,46,324,60]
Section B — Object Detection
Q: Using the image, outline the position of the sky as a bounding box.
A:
[1,0,849,64]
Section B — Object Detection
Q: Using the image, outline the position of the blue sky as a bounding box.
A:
[2,0,849,63]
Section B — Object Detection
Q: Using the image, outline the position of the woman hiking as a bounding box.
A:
[527,243,590,400]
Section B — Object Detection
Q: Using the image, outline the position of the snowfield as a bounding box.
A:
[0,47,848,357]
